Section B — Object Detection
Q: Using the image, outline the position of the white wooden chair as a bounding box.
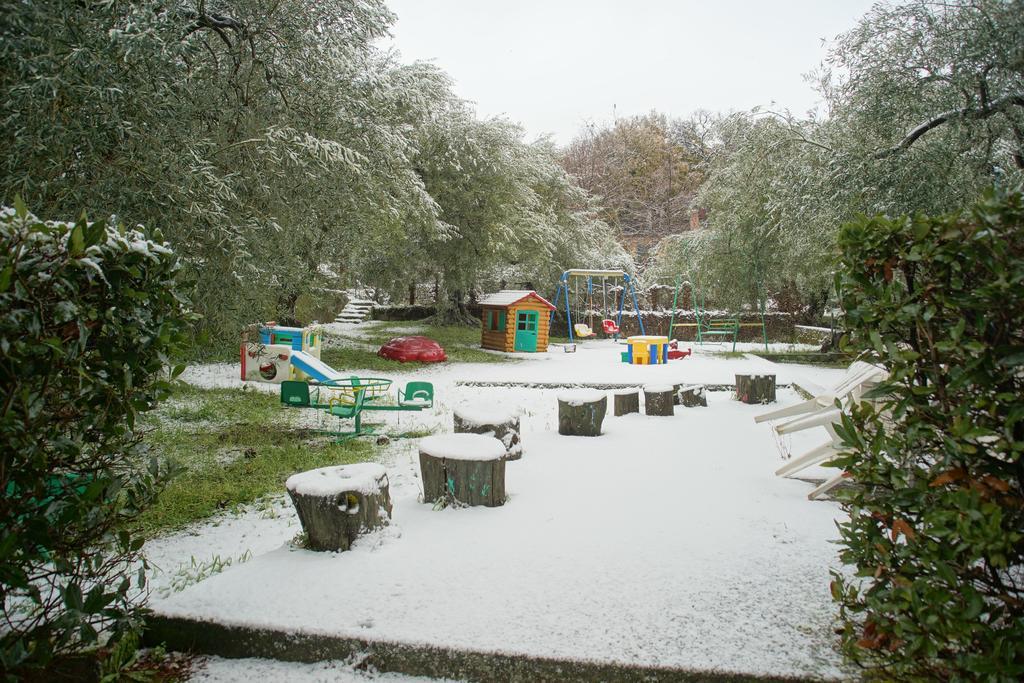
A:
[754,360,887,424]
[757,360,888,500]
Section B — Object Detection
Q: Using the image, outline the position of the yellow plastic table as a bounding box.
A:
[623,335,670,365]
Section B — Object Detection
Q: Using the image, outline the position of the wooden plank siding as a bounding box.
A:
[480,295,554,353]
[481,306,510,351]
[509,302,551,353]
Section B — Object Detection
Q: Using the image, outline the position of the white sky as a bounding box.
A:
[382,0,879,145]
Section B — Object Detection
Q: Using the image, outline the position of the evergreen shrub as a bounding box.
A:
[0,201,192,672]
[831,190,1024,678]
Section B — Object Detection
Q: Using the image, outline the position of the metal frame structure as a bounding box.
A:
[550,269,645,344]
[667,275,768,352]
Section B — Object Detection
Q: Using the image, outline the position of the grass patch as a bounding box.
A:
[320,346,410,373]
[138,383,374,538]
[753,352,853,367]
[322,323,513,370]
[709,351,748,359]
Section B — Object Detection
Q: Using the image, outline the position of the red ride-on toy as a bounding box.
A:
[667,340,692,360]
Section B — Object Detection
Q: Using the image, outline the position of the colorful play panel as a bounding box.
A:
[621,335,671,365]
[241,323,323,383]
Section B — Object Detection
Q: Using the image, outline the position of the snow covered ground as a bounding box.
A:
[152,331,852,680]
[190,656,457,682]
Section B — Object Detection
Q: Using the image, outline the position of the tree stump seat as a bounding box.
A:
[644,384,675,416]
[419,433,507,507]
[736,374,777,404]
[453,408,522,460]
[613,388,640,416]
[678,384,708,407]
[557,389,607,436]
[286,463,392,552]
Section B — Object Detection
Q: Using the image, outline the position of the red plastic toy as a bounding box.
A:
[377,336,448,363]
[667,340,692,360]
[601,319,620,336]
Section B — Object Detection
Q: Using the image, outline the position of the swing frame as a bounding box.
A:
[550,269,645,344]
[666,275,769,352]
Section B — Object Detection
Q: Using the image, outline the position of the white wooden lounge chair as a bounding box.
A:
[754,360,887,424]
[756,360,888,501]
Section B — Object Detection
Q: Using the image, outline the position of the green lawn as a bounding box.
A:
[322,322,514,369]
[141,322,510,537]
[137,383,374,538]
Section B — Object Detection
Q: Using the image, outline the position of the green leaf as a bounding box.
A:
[0,265,12,292]
[998,352,1024,367]
[83,219,106,248]
[69,223,85,257]
[64,583,83,611]
[13,195,28,218]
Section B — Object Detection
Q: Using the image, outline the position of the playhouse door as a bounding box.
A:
[514,311,538,352]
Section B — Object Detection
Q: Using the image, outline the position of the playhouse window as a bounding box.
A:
[489,310,505,331]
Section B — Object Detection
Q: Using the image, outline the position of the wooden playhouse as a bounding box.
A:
[479,290,556,353]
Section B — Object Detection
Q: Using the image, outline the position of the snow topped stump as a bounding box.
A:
[644,385,675,416]
[453,408,522,461]
[557,389,607,436]
[419,434,507,507]
[678,384,708,407]
[613,388,640,416]
[285,463,392,552]
[735,374,776,404]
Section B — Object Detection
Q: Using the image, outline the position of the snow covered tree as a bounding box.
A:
[653,0,1023,317]
[562,113,704,266]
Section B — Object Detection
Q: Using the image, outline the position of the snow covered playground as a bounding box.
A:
[149,323,854,681]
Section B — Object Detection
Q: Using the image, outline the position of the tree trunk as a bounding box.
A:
[286,464,392,552]
[429,286,479,326]
[557,390,607,436]
[735,374,776,404]
[644,385,675,416]
[613,389,640,416]
[678,384,707,407]
[453,410,522,460]
[419,434,507,507]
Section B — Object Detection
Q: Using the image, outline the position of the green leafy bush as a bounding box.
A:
[0,201,193,672]
[831,190,1024,678]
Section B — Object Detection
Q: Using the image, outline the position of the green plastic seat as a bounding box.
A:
[280,380,311,407]
[399,381,434,408]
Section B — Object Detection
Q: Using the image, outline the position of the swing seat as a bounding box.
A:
[601,319,619,336]
[573,323,596,338]
[398,381,434,408]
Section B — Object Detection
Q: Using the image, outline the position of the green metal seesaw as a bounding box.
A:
[280,377,434,442]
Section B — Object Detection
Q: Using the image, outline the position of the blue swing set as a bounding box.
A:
[550,269,646,344]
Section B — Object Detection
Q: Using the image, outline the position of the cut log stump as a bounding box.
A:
[735,374,776,404]
[453,408,522,460]
[644,385,675,416]
[613,388,640,416]
[286,463,392,552]
[419,434,506,507]
[557,389,607,436]
[678,384,708,407]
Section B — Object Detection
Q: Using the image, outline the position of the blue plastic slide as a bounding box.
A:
[290,350,345,384]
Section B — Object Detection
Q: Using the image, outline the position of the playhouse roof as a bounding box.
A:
[478,290,556,310]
